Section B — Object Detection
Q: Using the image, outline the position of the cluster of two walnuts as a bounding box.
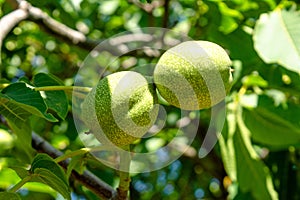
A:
[81,41,233,147]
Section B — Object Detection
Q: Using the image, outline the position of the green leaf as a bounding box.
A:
[220,103,278,199]
[253,7,300,73]
[217,2,243,34]
[99,0,119,15]
[33,73,68,119]
[10,167,30,179]
[31,168,70,200]
[0,192,21,200]
[0,94,31,128]
[30,154,70,199]
[6,119,35,163]
[1,82,58,122]
[236,106,278,200]
[66,154,86,179]
[242,73,268,88]
[31,154,68,186]
[243,95,300,149]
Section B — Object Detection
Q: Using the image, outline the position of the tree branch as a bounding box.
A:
[26,3,99,51]
[0,3,28,42]
[0,0,138,56]
[31,132,116,200]
[163,0,170,28]
[0,0,183,63]
[0,1,28,65]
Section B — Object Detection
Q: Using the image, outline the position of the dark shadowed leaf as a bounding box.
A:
[243,95,300,149]
[0,192,21,200]
[31,154,68,186]
[10,167,30,179]
[30,154,70,199]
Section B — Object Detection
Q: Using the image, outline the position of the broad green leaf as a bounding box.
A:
[31,154,68,186]
[0,94,31,128]
[244,109,300,148]
[1,83,58,122]
[243,95,300,148]
[233,190,254,200]
[6,119,35,163]
[253,7,300,73]
[236,107,278,200]
[30,168,70,200]
[30,154,70,199]
[10,167,30,179]
[0,192,21,200]
[33,73,68,119]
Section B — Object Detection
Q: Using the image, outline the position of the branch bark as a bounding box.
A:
[0,0,182,64]
[0,1,28,65]
[0,3,28,42]
[0,0,149,57]
[31,132,116,200]
[163,0,170,28]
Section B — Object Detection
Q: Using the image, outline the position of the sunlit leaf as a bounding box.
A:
[217,2,243,34]
[33,73,68,119]
[99,0,120,15]
[242,73,268,87]
[253,7,300,73]
[1,83,58,122]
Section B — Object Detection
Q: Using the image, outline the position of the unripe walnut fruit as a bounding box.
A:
[154,41,233,110]
[81,71,158,147]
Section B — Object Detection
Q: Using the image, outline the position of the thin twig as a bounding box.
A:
[163,0,170,28]
[0,1,28,65]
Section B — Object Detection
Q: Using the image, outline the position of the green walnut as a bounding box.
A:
[154,41,233,110]
[81,71,158,147]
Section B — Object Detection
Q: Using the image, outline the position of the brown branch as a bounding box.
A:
[31,132,116,200]
[0,3,28,42]
[163,0,170,28]
[0,0,182,63]
[25,3,99,52]
[0,0,138,56]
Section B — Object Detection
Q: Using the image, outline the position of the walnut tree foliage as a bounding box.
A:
[0,0,300,199]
